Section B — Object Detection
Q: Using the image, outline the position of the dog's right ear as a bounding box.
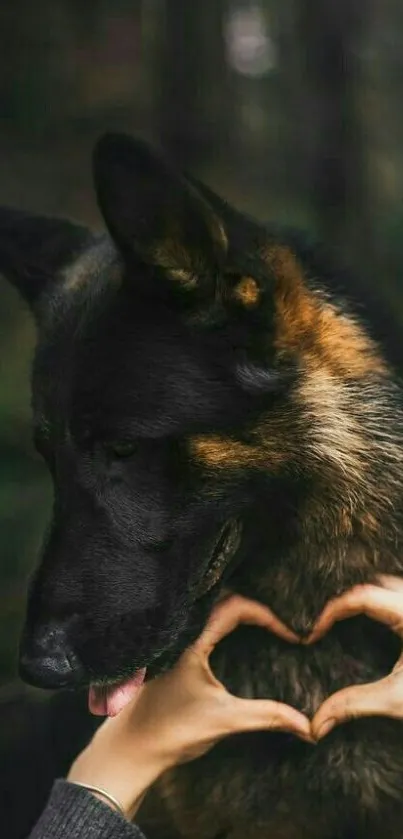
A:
[0,207,90,312]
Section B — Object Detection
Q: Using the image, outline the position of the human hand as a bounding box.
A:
[68,594,311,819]
[305,575,403,741]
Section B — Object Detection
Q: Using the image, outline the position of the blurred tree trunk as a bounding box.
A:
[276,0,375,279]
[156,0,232,170]
[297,1,374,277]
[0,0,62,135]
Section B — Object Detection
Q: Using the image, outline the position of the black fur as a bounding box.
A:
[1,133,403,839]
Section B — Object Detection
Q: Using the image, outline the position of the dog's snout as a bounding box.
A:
[19,622,84,689]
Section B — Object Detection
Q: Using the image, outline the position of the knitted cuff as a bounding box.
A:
[28,778,146,839]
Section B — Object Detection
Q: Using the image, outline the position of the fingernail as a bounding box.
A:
[315,718,335,740]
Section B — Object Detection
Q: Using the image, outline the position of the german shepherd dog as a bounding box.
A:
[2,133,403,839]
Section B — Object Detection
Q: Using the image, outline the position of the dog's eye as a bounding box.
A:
[109,441,138,459]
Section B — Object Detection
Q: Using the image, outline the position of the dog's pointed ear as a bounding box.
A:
[0,207,91,310]
[92,133,227,297]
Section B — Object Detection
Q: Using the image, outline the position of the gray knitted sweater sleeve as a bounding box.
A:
[28,779,148,839]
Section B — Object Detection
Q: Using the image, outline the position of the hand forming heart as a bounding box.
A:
[67,577,403,821]
[305,575,403,740]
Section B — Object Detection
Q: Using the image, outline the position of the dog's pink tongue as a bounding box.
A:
[88,667,147,717]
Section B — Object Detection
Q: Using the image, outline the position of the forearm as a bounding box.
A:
[28,780,147,839]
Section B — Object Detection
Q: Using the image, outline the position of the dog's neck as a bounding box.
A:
[231,512,403,635]
[230,371,403,634]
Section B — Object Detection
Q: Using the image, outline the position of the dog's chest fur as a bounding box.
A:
[139,526,403,839]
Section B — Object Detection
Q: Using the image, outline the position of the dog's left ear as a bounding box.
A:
[0,207,91,311]
[93,133,227,298]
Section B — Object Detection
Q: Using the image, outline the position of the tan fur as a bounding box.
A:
[233,276,260,306]
[190,243,403,536]
[264,245,387,379]
[151,229,200,288]
[148,206,227,288]
[188,430,287,471]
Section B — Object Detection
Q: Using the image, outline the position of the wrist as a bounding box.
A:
[67,738,168,820]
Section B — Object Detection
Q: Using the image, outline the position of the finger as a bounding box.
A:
[392,651,403,674]
[227,697,314,743]
[304,585,403,644]
[377,575,403,594]
[311,675,402,740]
[193,594,299,658]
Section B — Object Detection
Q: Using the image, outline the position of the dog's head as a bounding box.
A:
[1,134,392,715]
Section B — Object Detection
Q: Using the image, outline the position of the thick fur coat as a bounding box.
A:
[1,134,403,839]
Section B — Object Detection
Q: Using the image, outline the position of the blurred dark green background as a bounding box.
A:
[2,0,403,686]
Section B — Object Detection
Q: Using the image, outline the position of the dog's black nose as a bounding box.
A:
[19,622,84,689]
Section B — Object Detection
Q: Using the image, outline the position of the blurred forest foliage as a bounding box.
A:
[2,0,403,685]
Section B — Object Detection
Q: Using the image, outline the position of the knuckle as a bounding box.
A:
[225,593,245,610]
[347,585,367,606]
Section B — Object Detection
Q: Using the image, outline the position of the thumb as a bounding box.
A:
[226,697,313,743]
[311,675,401,741]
